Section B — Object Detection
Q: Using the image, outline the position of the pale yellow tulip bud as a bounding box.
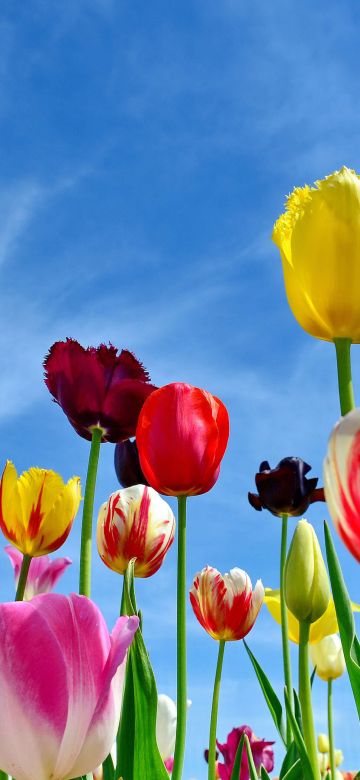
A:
[285,520,330,623]
[335,749,344,767]
[310,634,345,681]
[318,734,329,753]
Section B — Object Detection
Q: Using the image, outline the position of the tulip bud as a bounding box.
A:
[318,753,328,774]
[310,634,345,681]
[317,734,329,754]
[334,749,344,767]
[285,520,330,623]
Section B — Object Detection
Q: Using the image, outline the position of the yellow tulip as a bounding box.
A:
[0,461,81,556]
[265,587,360,644]
[273,167,360,342]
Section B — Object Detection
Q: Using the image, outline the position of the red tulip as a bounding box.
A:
[136,383,229,496]
[44,339,156,443]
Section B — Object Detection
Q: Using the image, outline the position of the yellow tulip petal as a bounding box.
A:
[264,587,360,644]
[32,476,82,556]
[0,461,22,542]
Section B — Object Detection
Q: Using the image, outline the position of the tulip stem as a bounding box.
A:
[208,640,225,780]
[172,495,187,780]
[15,554,32,601]
[79,426,102,597]
[299,621,320,780]
[328,679,336,780]
[280,513,293,745]
[334,338,355,416]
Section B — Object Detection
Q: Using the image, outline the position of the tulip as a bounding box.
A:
[272,167,360,343]
[115,439,149,488]
[310,634,346,681]
[0,593,138,780]
[97,485,175,578]
[190,566,264,642]
[318,734,329,754]
[324,408,360,562]
[44,339,156,443]
[136,382,229,496]
[248,457,324,517]
[285,520,330,624]
[216,726,275,780]
[156,694,177,763]
[4,546,71,600]
[0,461,81,557]
[156,695,192,774]
[264,588,360,643]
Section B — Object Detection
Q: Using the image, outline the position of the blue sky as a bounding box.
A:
[1,0,360,776]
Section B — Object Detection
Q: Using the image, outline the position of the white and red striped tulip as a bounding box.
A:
[324,408,360,562]
[190,566,264,641]
[97,484,175,578]
[4,546,72,600]
[0,593,138,780]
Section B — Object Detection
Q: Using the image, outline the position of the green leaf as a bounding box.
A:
[260,766,272,780]
[243,641,286,745]
[116,560,169,780]
[281,759,303,780]
[279,741,299,779]
[324,522,360,718]
[102,754,114,780]
[284,690,315,780]
[230,733,245,780]
[244,734,260,780]
[292,689,303,734]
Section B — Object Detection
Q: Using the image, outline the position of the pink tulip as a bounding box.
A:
[0,593,138,780]
[4,546,72,600]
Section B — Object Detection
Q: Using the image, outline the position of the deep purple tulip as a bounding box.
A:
[248,457,324,517]
[114,439,149,488]
[44,339,156,443]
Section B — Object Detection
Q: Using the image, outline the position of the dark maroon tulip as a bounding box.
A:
[248,456,325,517]
[114,439,149,488]
[44,339,156,443]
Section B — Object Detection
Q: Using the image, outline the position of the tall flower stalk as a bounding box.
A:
[172,496,188,780]
[334,338,355,415]
[280,513,293,743]
[79,426,102,596]
[207,640,225,780]
[299,622,320,779]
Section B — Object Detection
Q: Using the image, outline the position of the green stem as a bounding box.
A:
[328,679,336,780]
[208,640,226,780]
[79,427,102,597]
[172,496,187,780]
[15,554,32,601]
[280,513,293,745]
[299,621,320,780]
[0,772,8,780]
[334,338,355,415]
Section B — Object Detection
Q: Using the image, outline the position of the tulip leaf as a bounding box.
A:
[279,741,299,779]
[102,753,114,780]
[230,732,245,780]
[281,759,303,780]
[284,690,315,780]
[324,522,360,718]
[243,640,286,745]
[292,689,303,733]
[244,734,261,780]
[117,560,169,780]
[260,767,272,780]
